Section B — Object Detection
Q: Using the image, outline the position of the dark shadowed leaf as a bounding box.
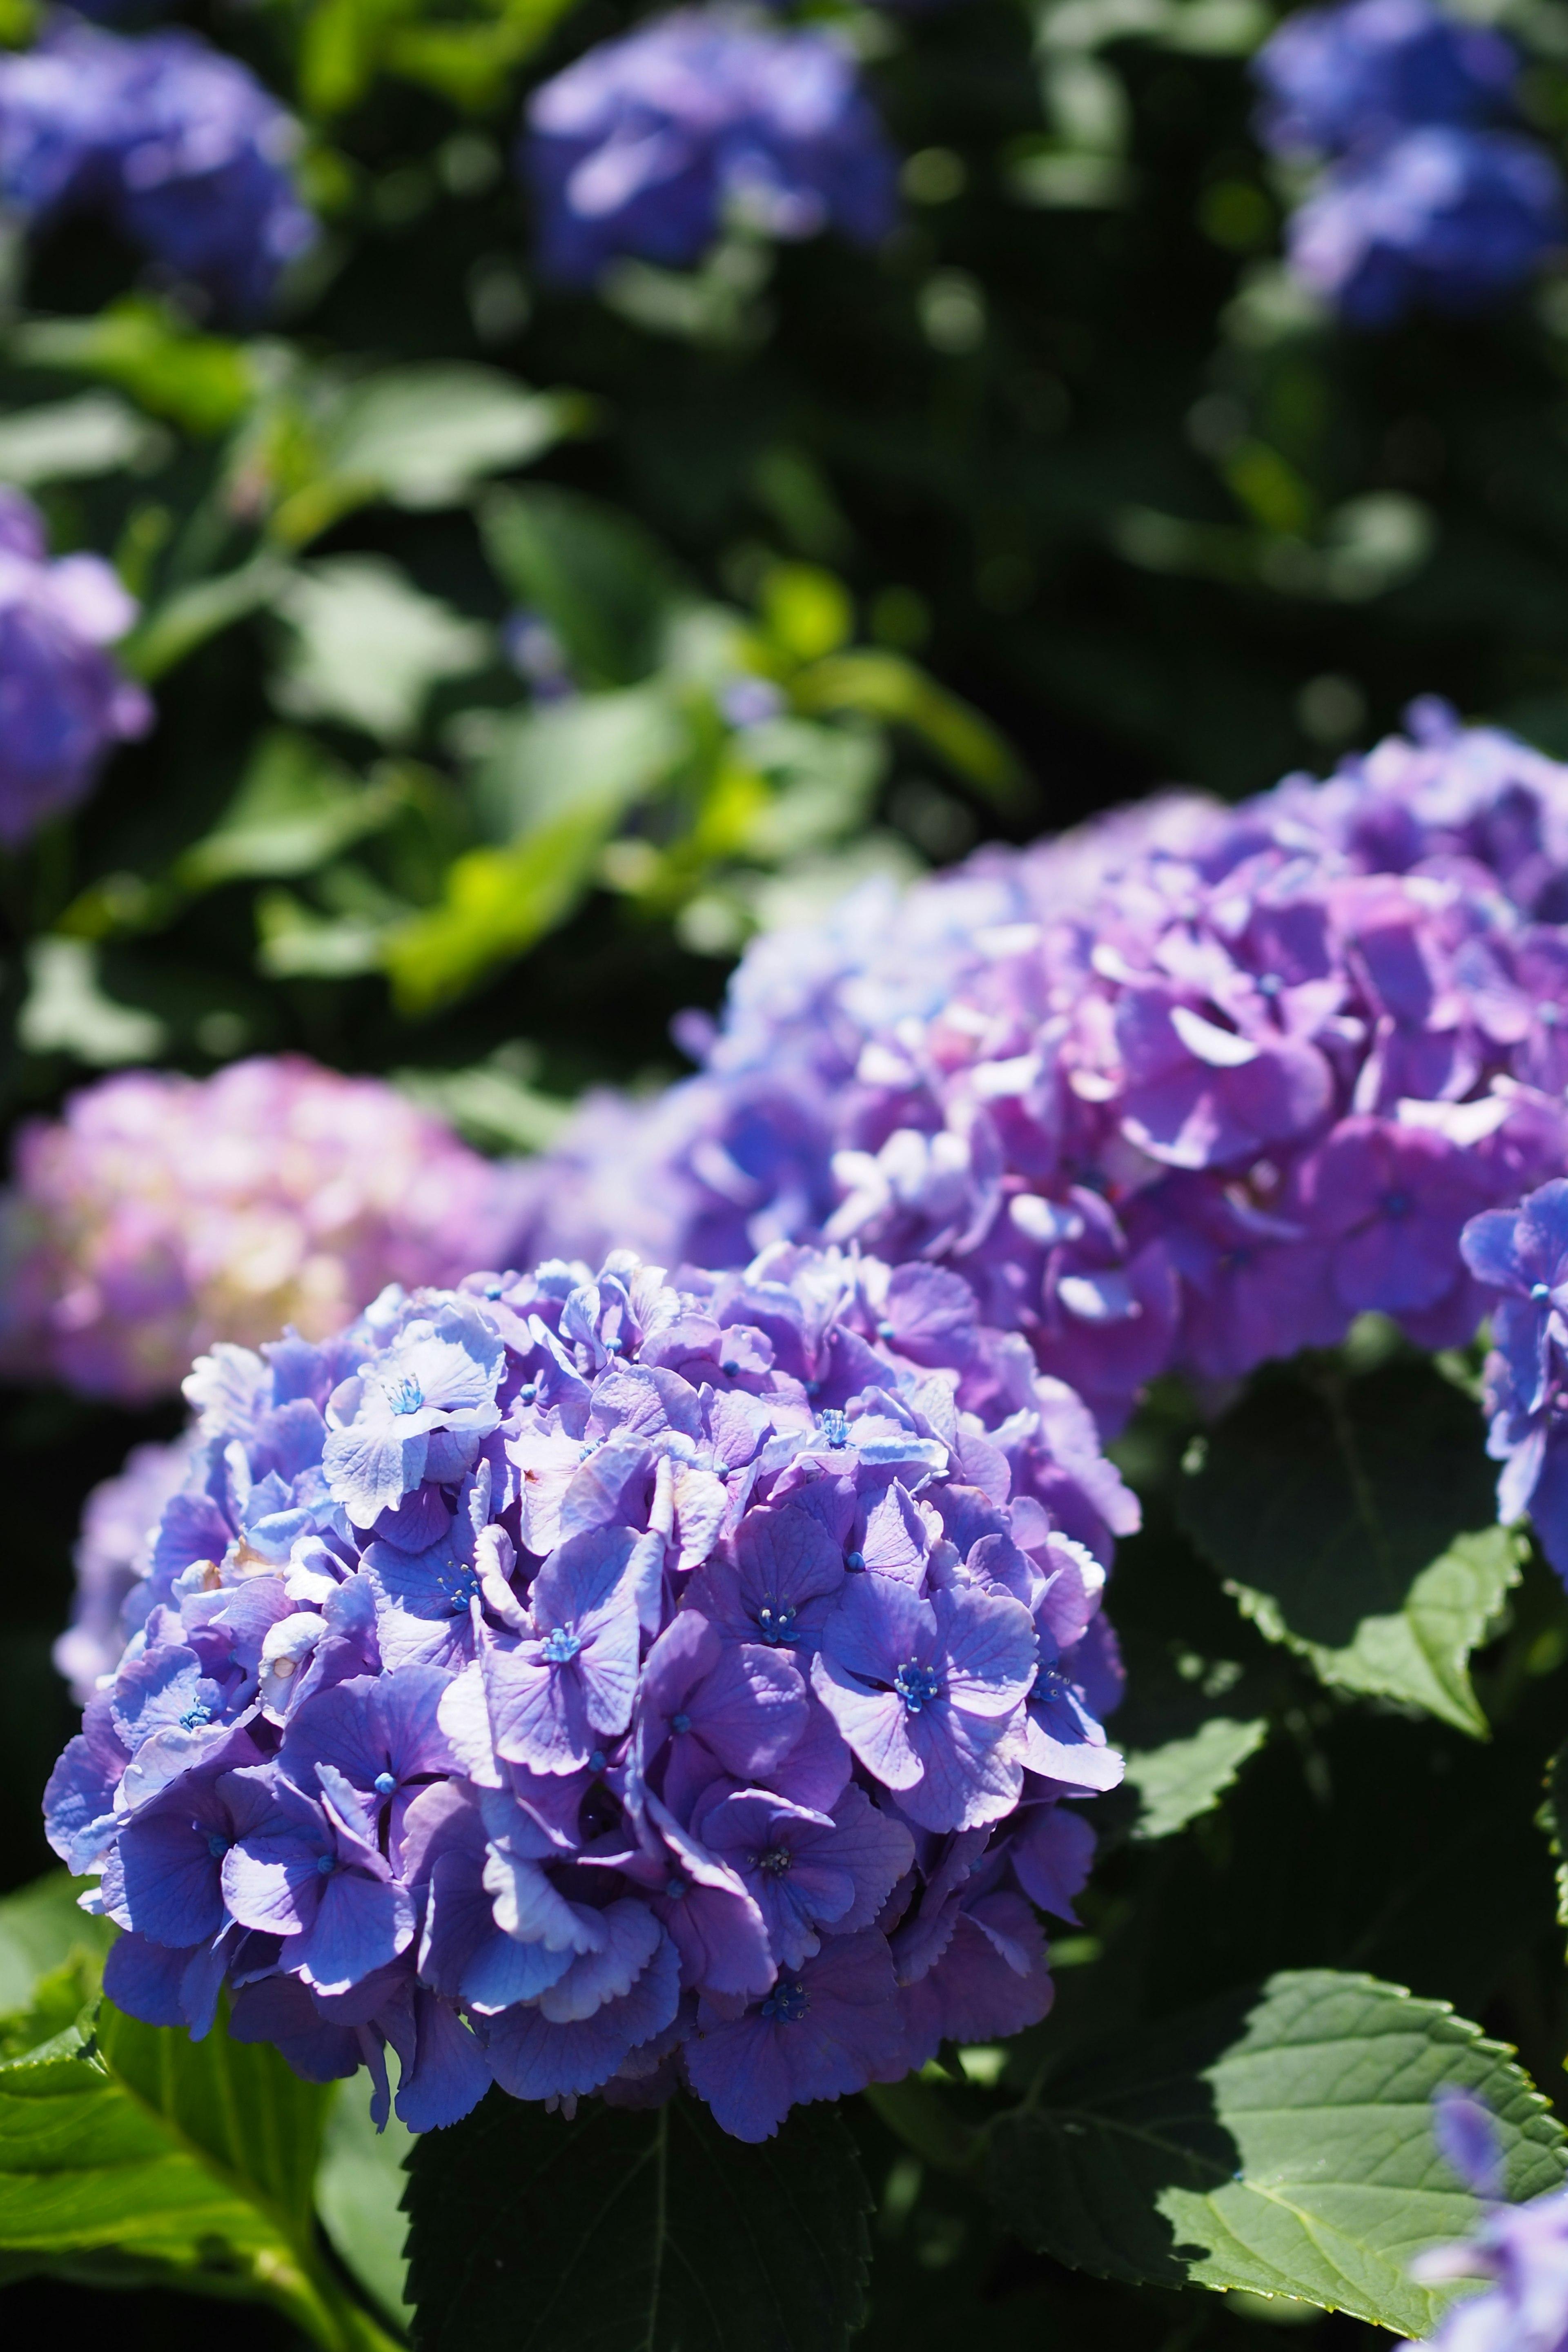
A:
[1178,1358,1515,1735]
[987,1968,1566,2335]
[405,2089,871,2352]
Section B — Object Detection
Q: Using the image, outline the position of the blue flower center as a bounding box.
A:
[484,1282,503,1300]
[1382,1190,1412,1220]
[541,1627,582,1665]
[1534,1282,1552,1301]
[1256,971,1283,997]
[664,1877,686,1900]
[721,1361,739,1378]
[670,1711,692,1735]
[754,1846,792,1877]
[207,1833,229,1859]
[389,1374,424,1415]
[374,1771,397,1796]
[588,1748,606,1773]
[877,1320,895,1340]
[1541,1002,1562,1027]
[761,1978,809,2024]
[316,1853,336,1875]
[754,1596,799,1646]
[180,1702,213,1731]
[518,1382,538,1405]
[819,1409,849,1449]
[895,1661,942,1713]
[844,1550,865,1572]
[1036,1668,1067,1699]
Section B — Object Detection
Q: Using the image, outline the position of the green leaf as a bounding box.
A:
[405,2088,871,2352]
[0,393,162,484]
[176,731,403,891]
[1177,1357,1517,1736]
[470,684,687,842]
[393,1051,572,1154]
[18,939,169,1066]
[318,365,569,513]
[124,552,290,682]
[0,1875,112,2019]
[274,557,490,743]
[15,301,255,436]
[791,649,1027,808]
[1123,1716,1269,1841]
[1541,1740,1568,1938]
[381,804,618,1012]
[0,1976,399,2349]
[480,485,680,686]
[987,1968,1568,2334]
[317,2081,414,2330]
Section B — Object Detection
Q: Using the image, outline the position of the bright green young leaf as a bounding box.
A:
[761,564,854,664]
[480,484,680,686]
[15,301,256,436]
[404,2088,871,2352]
[987,1968,1567,2334]
[274,557,490,742]
[381,803,616,1011]
[317,2082,414,2330]
[176,731,404,891]
[1123,1716,1270,1842]
[1177,1357,1516,1735]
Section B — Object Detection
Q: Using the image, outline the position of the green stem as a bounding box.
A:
[862,2077,982,2176]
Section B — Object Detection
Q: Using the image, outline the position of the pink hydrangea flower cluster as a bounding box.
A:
[514,702,1568,1430]
[1,1056,534,1402]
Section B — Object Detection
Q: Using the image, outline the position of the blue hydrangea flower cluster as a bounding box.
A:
[48,1245,1129,2140]
[522,7,899,284]
[0,483,151,845]
[1252,0,1564,323]
[1400,2087,1568,2347]
[514,702,1568,1435]
[1461,1177,1568,1584]
[0,16,315,318]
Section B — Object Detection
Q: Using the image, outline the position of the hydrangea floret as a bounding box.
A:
[0,15,315,316]
[1400,2087,1568,2347]
[0,1055,537,1401]
[522,7,899,284]
[47,1245,1128,2141]
[0,483,150,843]
[1461,1176,1568,1584]
[514,701,1568,1433]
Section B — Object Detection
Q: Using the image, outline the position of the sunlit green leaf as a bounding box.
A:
[988,1969,1568,2333]
[274,557,490,742]
[1123,1715,1269,1841]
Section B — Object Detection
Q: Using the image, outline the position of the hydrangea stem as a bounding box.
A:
[861,2078,981,2175]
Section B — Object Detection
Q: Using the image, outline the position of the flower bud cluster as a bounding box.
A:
[516,702,1568,1432]
[1252,0,1565,324]
[522,7,898,284]
[0,15,314,316]
[0,1056,535,1401]
[47,1246,1129,2140]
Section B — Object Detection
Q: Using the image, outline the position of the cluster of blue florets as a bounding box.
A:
[521,6,899,283]
[1253,0,1565,323]
[0,13,314,316]
[49,1246,1129,2140]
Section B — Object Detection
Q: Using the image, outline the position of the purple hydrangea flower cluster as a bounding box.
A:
[0,484,150,844]
[1461,1176,1568,1584]
[514,701,1568,1434]
[1400,2088,1568,2347]
[1252,0,1564,323]
[46,1245,1129,2140]
[56,1430,197,1702]
[522,7,899,285]
[0,16,315,317]
[0,1056,537,1403]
